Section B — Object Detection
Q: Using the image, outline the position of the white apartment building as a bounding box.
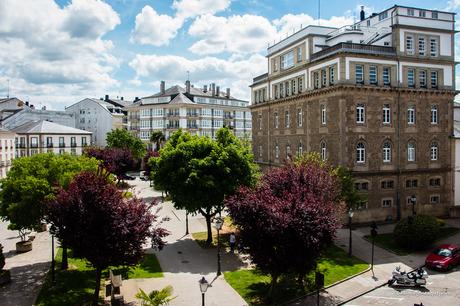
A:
[66,96,128,147]
[13,120,91,157]
[126,81,251,145]
[1,104,75,130]
[0,127,16,178]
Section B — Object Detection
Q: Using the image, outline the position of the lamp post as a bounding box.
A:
[185,212,189,235]
[348,208,354,257]
[214,216,224,276]
[51,234,55,283]
[199,276,210,306]
[370,222,378,272]
[410,195,417,216]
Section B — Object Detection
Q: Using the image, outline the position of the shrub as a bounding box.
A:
[436,218,446,227]
[393,215,440,250]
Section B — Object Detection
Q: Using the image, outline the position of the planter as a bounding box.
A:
[0,270,11,286]
[16,241,32,253]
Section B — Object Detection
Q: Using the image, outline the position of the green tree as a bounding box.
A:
[150,128,258,244]
[0,153,98,268]
[106,128,146,159]
[150,131,165,150]
[135,286,176,306]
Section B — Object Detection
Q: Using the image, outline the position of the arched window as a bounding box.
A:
[430,141,438,161]
[275,144,279,159]
[356,142,366,163]
[286,145,291,160]
[383,142,391,162]
[298,143,303,157]
[407,142,416,161]
[320,141,327,161]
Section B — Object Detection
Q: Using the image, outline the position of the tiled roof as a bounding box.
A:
[12,120,91,135]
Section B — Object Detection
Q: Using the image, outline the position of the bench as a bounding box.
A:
[108,270,124,305]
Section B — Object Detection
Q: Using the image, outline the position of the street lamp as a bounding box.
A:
[348,208,354,257]
[199,276,210,306]
[410,195,417,216]
[214,216,224,276]
[370,222,378,273]
[185,212,189,235]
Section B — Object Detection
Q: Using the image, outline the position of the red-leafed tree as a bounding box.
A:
[225,161,343,298]
[84,147,134,180]
[46,170,168,306]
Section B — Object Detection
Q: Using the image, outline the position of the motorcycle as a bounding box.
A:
[388,266,428,287]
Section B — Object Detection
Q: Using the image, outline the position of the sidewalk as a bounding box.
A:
[123,179,248,306]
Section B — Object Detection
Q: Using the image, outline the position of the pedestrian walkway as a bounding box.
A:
[123,179,248,306]
[0,221,55,306]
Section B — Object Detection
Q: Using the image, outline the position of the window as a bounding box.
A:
[281,51,294,70]
[406,36,414,55]
[273,59,278,72]
[430,141,438,161]
[82,137,87,146]
[320,142,327,160]
[71,137,76,147]
[285,81,290,96]
[408,69,415,87]
[314,72,320,89]
[298,143,303,157]
[321,105,327,125]
[369,66,377,85]
[355,65,364,84]
[258,113,262,130]
[383,142,392,162]
[356,104,365,123]
[275,144,279,159]
[321,69,327,86]
[356,142,366,163]
[297,108,303,127]
[381,180,394,189]
[71,148,76,155]
[430,105,438,124]
[59,137,65,147]
[31,137,38,148]
[382,199,393,208]
[382,104,391,124]
[429,178,441,187]
[431,71,438,88]
[59,148,65,154]
[406,179,418,188]
[286,145,291,159]
[407,142,416,161]
[329,67,335,84]
[430,38,437,56]
[357,201,368,210]
[292,79,296,94]
[367,20,370,26]
[419,70,427,88]
[274,112,279,128]
[274,84,279,98]
[418,37,425,56]
[297,47,302,62]
[407,8,414,16]
[355,181,369,191]
[285,110,290,128]
[383,67,391,85]
[430,195,440,204]
[280,83,284,97]
[407,106,415,124]
[419,10,426,17]
[46,137,53,147]
[298,77,303,92]
[432,11,438,19]
[379,11,388,21]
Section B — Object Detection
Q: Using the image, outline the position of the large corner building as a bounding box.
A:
[250,5,456,223]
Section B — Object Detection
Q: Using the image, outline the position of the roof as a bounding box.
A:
[169,93,195,105]
[142,84,239,100]
[12,120,91,135]
[0,127,15,134]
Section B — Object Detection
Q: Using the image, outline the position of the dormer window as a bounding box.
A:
[281,51,294,70]
[379,11,388,21]
[432,11,438,19]
[419,10,426,18]
[407,8,415,16]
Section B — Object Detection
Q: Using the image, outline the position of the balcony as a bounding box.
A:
[187,113,199,117]
[187,125,198,129]
[59,143,65,148]
[30,143,38,148]
[310,42,396,62]
[71,142,77,147]
[166,124,179,129]
[47,143,54,148]
[166,113,180,117]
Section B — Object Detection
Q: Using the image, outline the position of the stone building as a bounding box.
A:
[126,81,251,147]
[250,5,456,223]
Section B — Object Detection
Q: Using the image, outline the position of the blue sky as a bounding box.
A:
[0,0,459,110]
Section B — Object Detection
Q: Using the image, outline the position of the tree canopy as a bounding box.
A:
[0,153,98,240]
[46,170,168,306]
[84,147,135,179]
[225,160,343,297]
[106,128,146,159]
[149,128,258,243]
[150,131,165,151]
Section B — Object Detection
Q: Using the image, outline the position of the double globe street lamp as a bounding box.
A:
[348,208,354,257]
[214,216,224,276]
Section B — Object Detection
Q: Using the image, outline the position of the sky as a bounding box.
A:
[0,0,459,110]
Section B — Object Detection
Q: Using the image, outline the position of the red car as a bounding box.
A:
[425,244,460,271]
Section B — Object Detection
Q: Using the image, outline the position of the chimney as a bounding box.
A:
[105,94,109,101]
[226,88,230,98]
[216,86,220,97]
[42,106,46,110]
[203,85,208,92]
[211,83,216,96]
[160,81,165,94]
[121,97,124,101]
[25,101,29,106]
[134,97,139,102]
[30,104,35,109]
[185,80,191,93]
[360,6,365,21]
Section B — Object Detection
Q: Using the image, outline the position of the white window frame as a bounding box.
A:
[406,35,414,55]
[275,144,279,159]
[321,105,327,125]
[382,198,393,208]
[419,70,427,88]
[419,10,426,17]
[430,38,438,57]
[356,142,366,163]
[285,110,290,128]
[408,142,416,161]
[431,71,438,88]
[369,66,377,84]
[297,108,303,127]
[274,112,279,128]
[383,142,391,162]
[418,37,425,56]
[430,105,438,124]
[408,69,415,87]
[407,106,415,124]
[281,51,294,70]
[298,77,303,92]
[430,142,438,161]
[297,47,302,62]
[321,142,327,160]
[382,104,391,124]
[430,195,440,204]
[383,67,390,85]
[286,145,291,159]
[329,66,335,84]
[407,8,415,16]
[356,104,365,124]
[298,143,303,157]
[355,65,364,84]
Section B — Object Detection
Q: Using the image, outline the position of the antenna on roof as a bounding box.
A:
[186,70,190,82]
[318,0,321,25]
[7,79,9,98]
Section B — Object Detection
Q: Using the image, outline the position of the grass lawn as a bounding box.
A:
[224,245,368,305]
[364,227,460,256]
[192,231,231,249]
[35,249,163,306]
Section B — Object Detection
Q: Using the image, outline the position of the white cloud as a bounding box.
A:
[446,0,460,10]
[129,53,266,100]
[273,14,353,36]
[173,0,231,19]
[131,5,184,46]
[0,0,120,109]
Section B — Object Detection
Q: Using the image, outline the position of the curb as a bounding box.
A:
[281,265,371,305]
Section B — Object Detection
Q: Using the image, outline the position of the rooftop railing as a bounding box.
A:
[310,42,396,62]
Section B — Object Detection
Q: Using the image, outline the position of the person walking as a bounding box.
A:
[229,233,236,253]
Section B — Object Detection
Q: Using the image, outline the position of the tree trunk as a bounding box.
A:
[92,267,102,306]
[268,273,278,302]
[61,243,68,270]
[204,214,212,246]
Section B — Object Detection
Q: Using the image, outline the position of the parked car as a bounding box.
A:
[139,171,149,181]
[118,174,136,181]
[425,244,460,271]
